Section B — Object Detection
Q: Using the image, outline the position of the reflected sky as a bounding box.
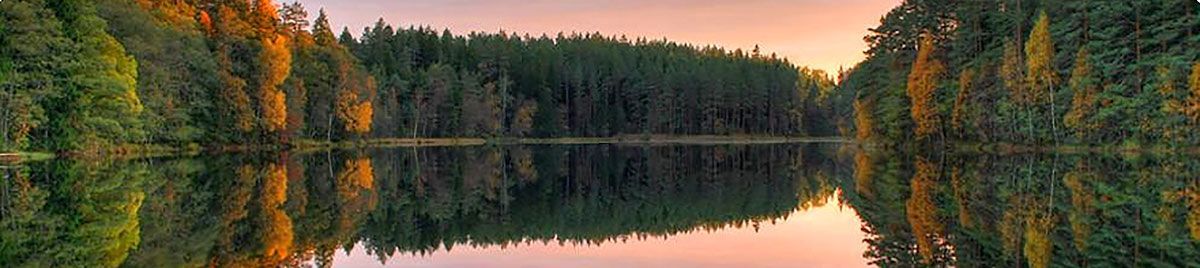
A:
[334,195,868,268]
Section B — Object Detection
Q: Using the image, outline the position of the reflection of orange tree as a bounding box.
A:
[335,157,377,241]
[259,163,293,266]
[905,157,942,263]
[854,150,874,199]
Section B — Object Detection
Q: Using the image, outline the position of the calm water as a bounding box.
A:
[2,144,1199,267]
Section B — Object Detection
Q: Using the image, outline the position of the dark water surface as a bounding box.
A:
[2,144,1198,267]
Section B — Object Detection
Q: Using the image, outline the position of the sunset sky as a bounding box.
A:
[293,0,900,74]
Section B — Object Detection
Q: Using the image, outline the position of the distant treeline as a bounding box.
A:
[0,0,835,153]
[839,0,1200,147]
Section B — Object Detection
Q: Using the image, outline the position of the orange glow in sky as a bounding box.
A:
[295,0,901,74]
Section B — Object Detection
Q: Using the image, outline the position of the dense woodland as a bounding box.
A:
[841,0,1200,147]
[0,0,834,153]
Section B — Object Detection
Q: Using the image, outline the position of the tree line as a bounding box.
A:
[0,0,833,153]
[839,0,1200,147]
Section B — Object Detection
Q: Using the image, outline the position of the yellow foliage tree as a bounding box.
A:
[1025,12,1058,99]
[906,35,944,140]
[1024,208,1053,268]
[1025,11,1058,141]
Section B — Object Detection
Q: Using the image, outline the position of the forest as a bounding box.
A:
[0,0,835,154]
[840,0,1200,148]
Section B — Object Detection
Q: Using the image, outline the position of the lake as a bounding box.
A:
[2,144,1197,267]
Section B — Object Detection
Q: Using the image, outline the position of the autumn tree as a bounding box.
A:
[906,35,944,140]
[853,99,873,141]
[335,70,375,136]
[259,34,290,135]
[1026,11,1058,141]
[1186,62,1200,123]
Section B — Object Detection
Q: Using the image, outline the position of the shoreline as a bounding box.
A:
[1,135,852,162]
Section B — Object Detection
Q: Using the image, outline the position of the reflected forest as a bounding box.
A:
[7,145,1200,267]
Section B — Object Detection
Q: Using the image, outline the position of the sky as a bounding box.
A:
[293,0,900,74]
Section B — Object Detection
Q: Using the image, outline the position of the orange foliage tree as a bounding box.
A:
[259,163,293,265]
[259,34,291,133]
[906,35,944,140]
[950,68,975,134]
[335,68,375,136]
[853,99,873,141]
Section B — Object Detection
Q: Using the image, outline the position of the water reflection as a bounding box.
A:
[1,144,846,267]
[848,152,1200,267]
[5,146,1200,267]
